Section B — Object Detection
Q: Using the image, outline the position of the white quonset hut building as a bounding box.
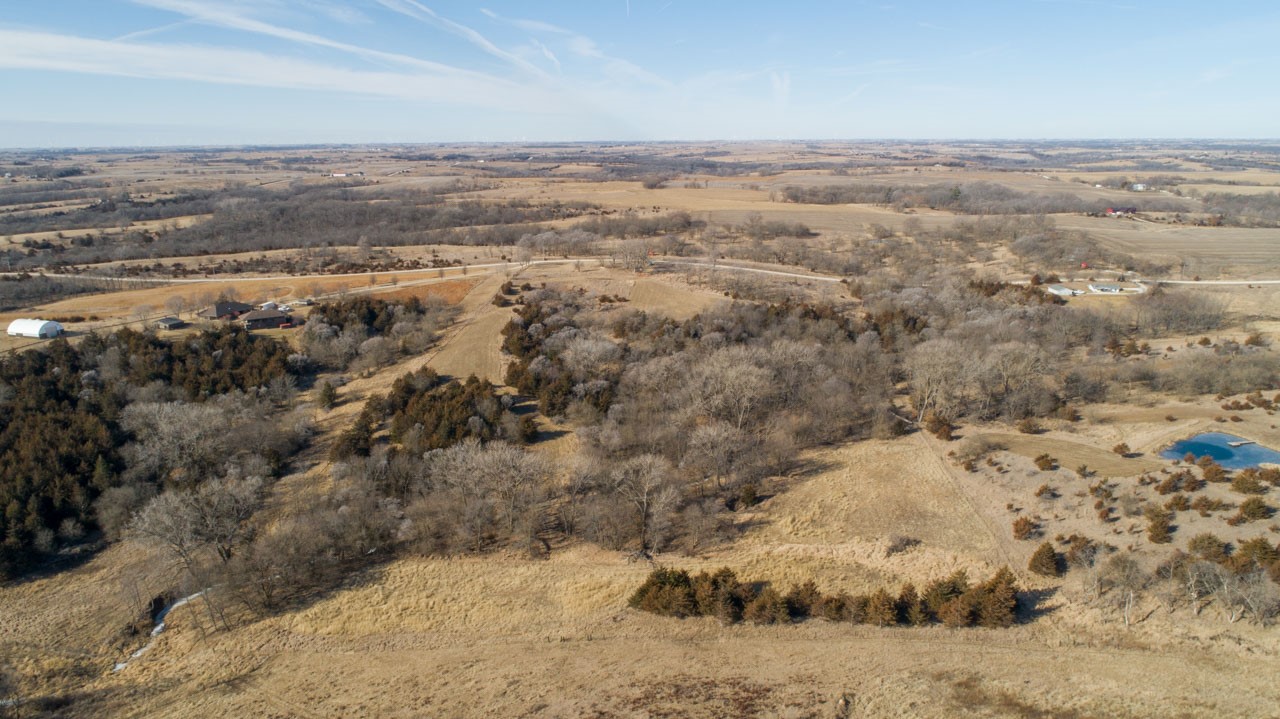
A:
[6,318,64,338]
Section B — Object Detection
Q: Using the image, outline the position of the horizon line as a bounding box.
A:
[5,137,1280,153]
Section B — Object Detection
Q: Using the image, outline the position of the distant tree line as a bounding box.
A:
[574,211,703,239]
[781,180,1188,215]
[1201,191,1280,227]
[4,181,601,269]
[0,274,104,311]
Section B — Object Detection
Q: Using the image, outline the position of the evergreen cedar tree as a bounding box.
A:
[630,566,1020,629]
[318,381,338,409]
[1028,542,1063,577]
[330,367,535,462]
[0,327,297,578]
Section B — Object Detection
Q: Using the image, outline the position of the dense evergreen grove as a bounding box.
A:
[629,566,1022,629]
[387,370,537,450]
[0,327,300,578]
[330,367,534,461]
[97,327,298,400]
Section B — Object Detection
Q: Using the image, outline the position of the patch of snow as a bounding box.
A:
[112,590,205,672]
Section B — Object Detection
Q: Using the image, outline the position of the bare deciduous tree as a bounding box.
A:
[1102,554,1147,627]
[162,296,185,318]
[609,454,679,554]
[130,476,263,568]
[680,421,746,491]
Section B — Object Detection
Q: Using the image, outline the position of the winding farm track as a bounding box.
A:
[2,256,847,287]
[11,257,1274,290]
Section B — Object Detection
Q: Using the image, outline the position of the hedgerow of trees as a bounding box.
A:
[629,566,1022,629]
[780,180,1188,216]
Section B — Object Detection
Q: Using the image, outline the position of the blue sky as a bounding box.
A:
[1,0,1278,147]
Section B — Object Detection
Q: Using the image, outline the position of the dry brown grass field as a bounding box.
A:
[6,424,1280,717]
[4,141,1280,717]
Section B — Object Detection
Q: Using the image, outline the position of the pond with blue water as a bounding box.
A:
[1160,432,1280,469]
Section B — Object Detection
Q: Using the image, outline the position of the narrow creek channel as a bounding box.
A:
[112,590,206,672]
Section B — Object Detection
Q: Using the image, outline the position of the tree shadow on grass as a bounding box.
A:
[1017,586,1060,623]
[2,536,106,588]
[782,456,841,480]
[534,428,569,443]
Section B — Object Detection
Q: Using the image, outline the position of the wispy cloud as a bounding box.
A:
[129,0,477,77]
[530,38,561,73]
[477,8,570,35]
[0,29,552,111]
[770,70,791,109]
[834,83,871,105]
[372,0,551,80]
[296,0,372,25]
[112,18,194,42]
[479,7,670,88]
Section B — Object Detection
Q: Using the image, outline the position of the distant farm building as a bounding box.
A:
[154,316,187,331]
[240,309,293,330]
[1105,207,1138,216]
[1131,183,1147,192]
[1046,284,1082,297]
[6,318,63,338]
[1089,283,1123,294]
[197,301,253,320]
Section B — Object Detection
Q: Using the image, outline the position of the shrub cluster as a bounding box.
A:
[1179,532,1280,583]
[629,566,1021,629]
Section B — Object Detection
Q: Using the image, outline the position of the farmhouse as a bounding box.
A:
[240,308,293,330]
[1088,283,1123,294]
[197,301,254,320]
[6,318,63,338]
[1046,284,1081,297]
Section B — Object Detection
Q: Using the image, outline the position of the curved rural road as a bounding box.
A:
[5,257,1277,295]
[1,257,847,287]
